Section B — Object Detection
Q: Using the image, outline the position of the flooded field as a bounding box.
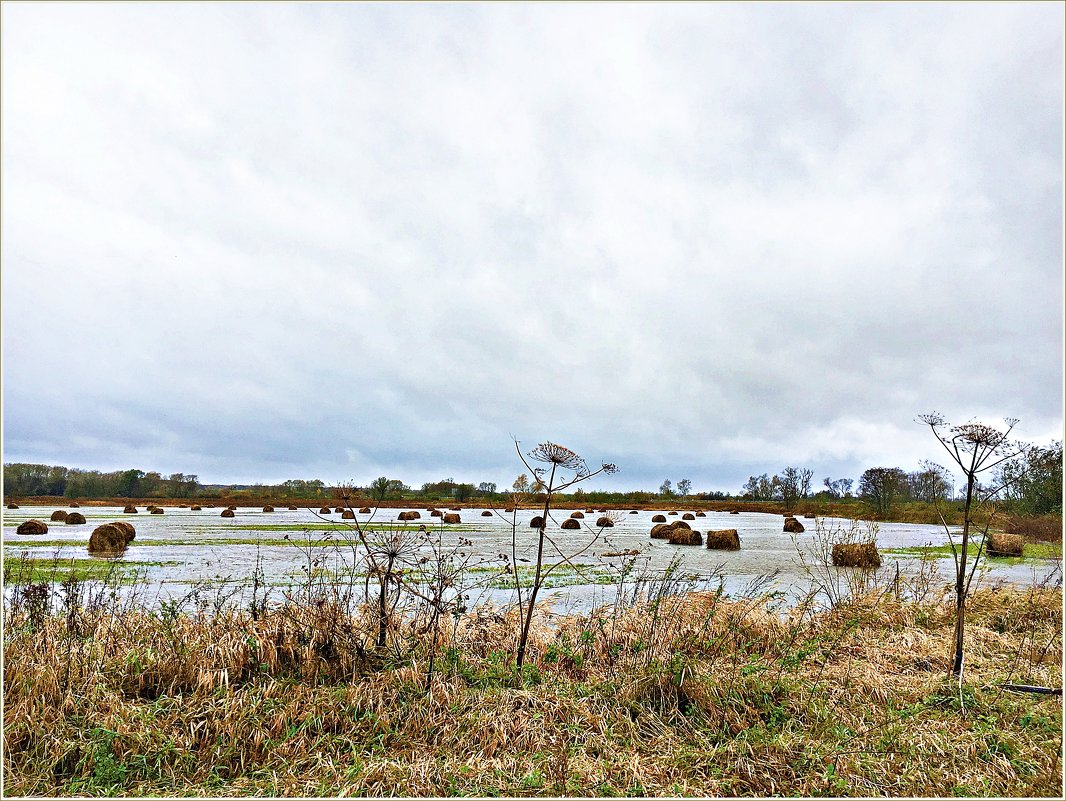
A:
[3,504,1060,611]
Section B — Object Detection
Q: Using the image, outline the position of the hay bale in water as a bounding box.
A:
[191,505,202,511]
[650,523,673,539]
[7,503,19,509]
[288,505,298,511]
[596,516,615,528]
[50,510,69,522]
[342,510,356,520]
[668,511,678,516]
[729,510,740,515]
[682,513,695,521]
[227,505,237,511]
[398,511,421,521]
[442,513,461,524]
[65,512,87,525]
[586,508,596,514]
[651,514,667,523]
[986,532,1024,557]
[70,502,80,508]
[561,518,581,529]
[695,511,706,517]
[16,520,48,535]
[450,507,461,511]
[505,507,515,513]
[598,508,607,513]
[110,520,136,542]
[481,511,493,517]
[150,508,164,515]
[262,505,275,512]
[430,509,443,517]
[803,514,815,519]
[672,520,692,530]
[831,542,882,569]
[88,524,130,555]
[629,510,638,514]
[783,517,805,533]
[705,529,741,550]
[359,507,372,514]
[123,505,137,514]
[668,527,703,546]
[570,511,585,519]
[319,507,331,514]
[530,516,544,528]
[221,509,235,518]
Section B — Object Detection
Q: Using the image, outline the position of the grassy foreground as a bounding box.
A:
[3,578,1062,797]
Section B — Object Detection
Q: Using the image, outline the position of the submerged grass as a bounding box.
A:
[884,541,1062,565]
[3,572,1061,797]
[2,555,180,585]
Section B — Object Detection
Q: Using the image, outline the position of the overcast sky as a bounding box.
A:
[2,2,1063,493]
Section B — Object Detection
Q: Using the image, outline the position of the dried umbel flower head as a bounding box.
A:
[528,442,587,473]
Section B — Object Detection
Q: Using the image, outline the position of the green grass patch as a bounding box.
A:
[2,556,180,584]
[884,541,1061,564]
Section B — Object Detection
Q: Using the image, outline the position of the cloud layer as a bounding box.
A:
[3,3,1062,491]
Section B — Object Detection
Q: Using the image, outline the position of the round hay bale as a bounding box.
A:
[596,516,614,528]
[50,510,69,522]
[682,513,695,521]
[672,520,692,530]
[16,519,48,535]
[342,510,356,520]
[288,505,298,511]
[598,508,607,513]
[505,507,515,513]
[450,507,462,512]
[228,505,237,511]
[705,529,741,550]
[398,511,421,521]
[319,507,332,514]
[650,523,673,539]
[190,505,202,511]
[831,542,881,569]
[335,507,345,513]
[481,510,493,517]
[561,518,581,529]
[530,516,545,528]
[651,514,667,523]
[6,503,19,509]
[65,512,87,525]
[430,509,443,517]
[122,504,137,514]
[629,510,638,514]
[359,507,372,514]
[150,508,164,515]
[695,511,706,517]
[986,532,1024,557]
[667,527,702,546]
[88,523,129,555]
[110,520,136,542]
[262,505,275,513]
[729,510,740,515]
[783,517,804,533]
[668,511,679,516]
[221,509,235,518]
[442,513,461,524]
[586,508,596,514]
[70,502,80,507]
[803,514,815,519]
[570,511,585,519]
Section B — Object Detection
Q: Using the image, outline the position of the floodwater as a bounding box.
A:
[2,504,1060,612]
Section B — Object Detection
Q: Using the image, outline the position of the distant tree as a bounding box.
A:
[858,467,909,517]
[996,441,1063,516]
[117,469,145,498]
[823,477,853,499]
[779,467,802,511]
[477,481,497,495]
[370,476,392,502]
[799,468,813,498]
[512,474,531,494]
[659,479,674,497]
[676,478,692,498]
[908,463,953,503]
[454,483,475,502]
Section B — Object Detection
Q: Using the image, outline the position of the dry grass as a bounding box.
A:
[1005,515,1063,543]
[2,575,1062,797]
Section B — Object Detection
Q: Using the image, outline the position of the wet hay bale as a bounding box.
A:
[342,510,356,520]
[7,503,19,509]
[596,516,615,528]
[190,505,202,511]
[986,531,1024,557]
[598,508,607,513]
[831,542,882,569]
[430,509,443,517]
[695,511,706,517]
[50,510,69,522]
[442,513,461,524]
[450,507,462,511]
[227,505,237,510]
[150,508,164,515]
[672,520,692,530]
[803,514,816,519]
[650,523,673,539]
[729,510,740,515]
[570,511,585,519]
[667,527,703,546]
[65,512,87,525]
[318,506,331,514]
[705,529,741,550]
[651,514,667,523]
[783,517,805,533]
[359,507,372,514]
[110,520,136,542]
[262,505,275,512]
[586,508,596,514]
[682,513,695,520]
[668,511,679,516]
[88,524,130,555]
[561,518,581,529]
[398,511,421,521]
[221,509,235,518]
[334,506,345,513]
[16,520,48,535]
[530,516,545,528]
[629,510,638,514]
[288,505,298,510]
[481,510,493,517]
[70,502,80,508]
[505,507,515,513]
[123,505,137,514]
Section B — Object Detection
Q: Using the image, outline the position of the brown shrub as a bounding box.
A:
[1004,515,1063,543]
[831,542,882,568]
[88,524,129,555]
[442,513,461,524]
[570,511,585,519]
[221,509,235,518]
[49,510,69,522]
[530,516,544,528]
[123,505,137,514]
[596,516,615,528]
[986,532,1024,557]
[651,514,667,523]
[667,527,702,546]
[705,529,741,550]
[783,517,805,533]
[561,518,581,529]
[16,520,47,535]
[65,512,87,525]
[682,513,695,521]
